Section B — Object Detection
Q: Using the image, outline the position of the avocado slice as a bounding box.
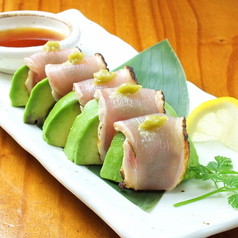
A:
[100,132,125,182]
[23,78,56,125]
[9,65,29,107]
[64,99,102,165]
[42,91,81,147]
[165,102,178,117]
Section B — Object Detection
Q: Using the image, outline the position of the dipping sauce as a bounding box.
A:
[0,27,66,47]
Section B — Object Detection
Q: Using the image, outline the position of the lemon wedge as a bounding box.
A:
[187,97,238,152]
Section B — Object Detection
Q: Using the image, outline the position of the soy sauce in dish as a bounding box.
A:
[0,27,66,47]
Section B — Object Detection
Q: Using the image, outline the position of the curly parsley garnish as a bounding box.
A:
[174,156,238,209]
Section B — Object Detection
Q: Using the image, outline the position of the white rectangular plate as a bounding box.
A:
[1,9,238,238]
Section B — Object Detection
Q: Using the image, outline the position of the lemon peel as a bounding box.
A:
[187,97,238,152]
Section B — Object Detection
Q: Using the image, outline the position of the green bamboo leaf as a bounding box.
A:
[88,165,164,212]
[87,40,191,212]
[114,39,189,117]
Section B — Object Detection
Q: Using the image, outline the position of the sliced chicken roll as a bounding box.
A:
[25,44,80,92]
[46,53,108,100]
[73,66,137,106]
[94,84,165,161]
[114,114,190,191]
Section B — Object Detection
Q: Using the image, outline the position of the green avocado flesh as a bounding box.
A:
[42,91,82,147]
[23,78,56,125]
[100,132,125,182]
[9,65,29,107]
[64,99,102,165]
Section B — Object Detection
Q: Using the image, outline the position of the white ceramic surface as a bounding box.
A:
[0,10,80,74]
[0,9,238,238]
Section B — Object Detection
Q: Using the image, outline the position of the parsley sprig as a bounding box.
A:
[174,156,238,208]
